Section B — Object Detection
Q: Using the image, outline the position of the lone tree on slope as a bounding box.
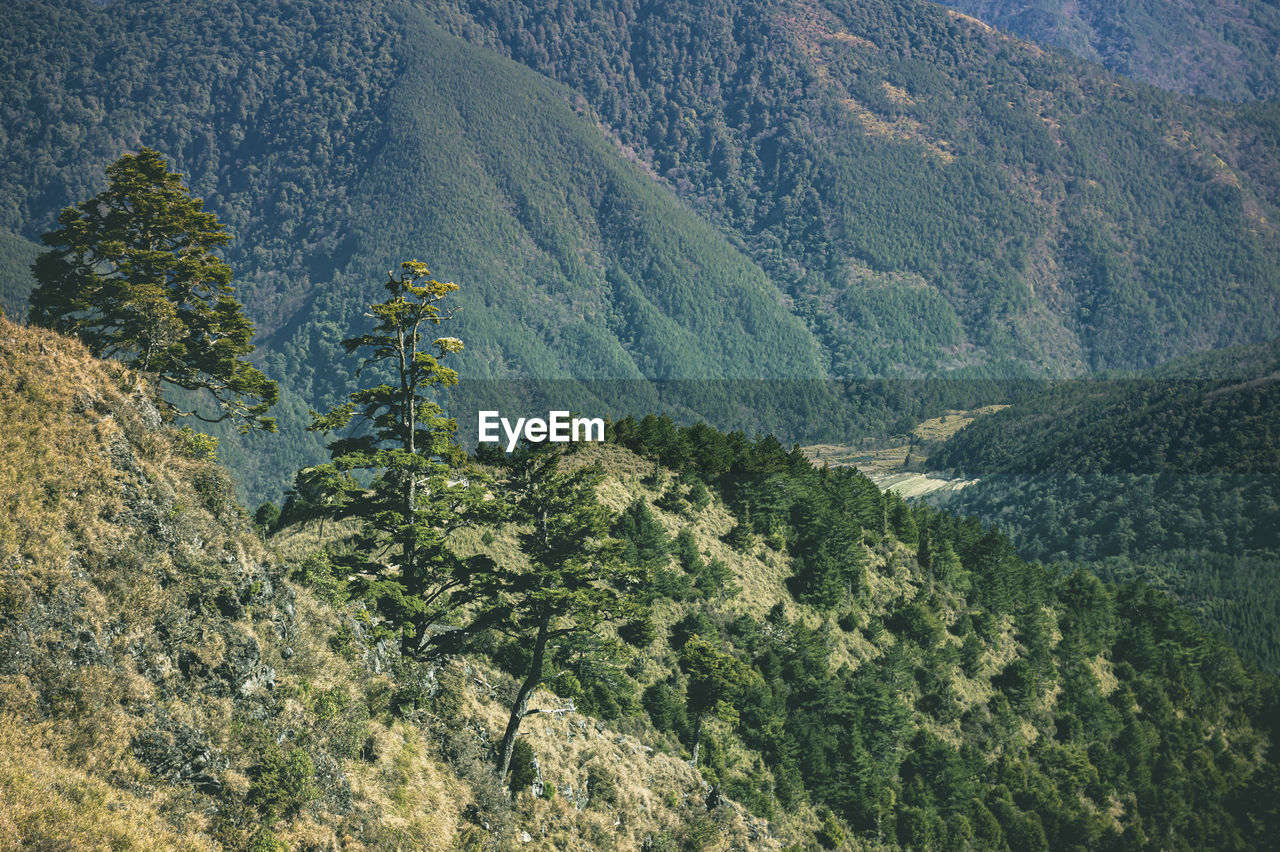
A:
[304,261,495,654]
[28,147,277,432]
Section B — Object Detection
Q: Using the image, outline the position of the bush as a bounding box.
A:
[620,612,658,647]
[247,745,316,823]
[586,763,618,807]
[643,681,690,738]
[816,807,847,849]
[176,426,219,461]
[254,501,281,532]
[687,480,711,511]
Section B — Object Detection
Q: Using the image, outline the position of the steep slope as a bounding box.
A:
[2,0,840,500]
[0,319,761,851]
[563,419,1280,849]
[3,321,1278,849]
[937,0,1280,101]
[440,0,1280,376]
[929,338,1280,476]
[2,2,1278,410]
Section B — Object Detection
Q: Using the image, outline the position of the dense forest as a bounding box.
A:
[937,0,1280,101]
[589,415,1280,849]
[440,0,1280,373]
[930,339,1280,671]
[3,0,1280,500]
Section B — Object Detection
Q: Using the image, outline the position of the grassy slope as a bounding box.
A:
[0,319,785,850]
[2,322,1277,849]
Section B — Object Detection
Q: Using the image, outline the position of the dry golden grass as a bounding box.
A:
[5,321,1029,849]
[909,405,1009,443]
[0,716,216,851]
[1089,653,1119,696]
[455,656,779,852]
[335,722,464,851]
[0,319,125,575]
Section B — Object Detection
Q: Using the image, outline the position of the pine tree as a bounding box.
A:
[679,633,757,766]
[29,148,277,432]
[468,448,648,780]
[305,261,492,651]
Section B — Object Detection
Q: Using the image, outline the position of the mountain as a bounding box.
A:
[2,0,1280,503]
[927,338,1280,670]
[2,0,841,499]
[438,0,1280,373]
[4,319,1278,849]
[935,0,1280,101]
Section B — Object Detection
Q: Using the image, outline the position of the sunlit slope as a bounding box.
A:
[928,339,1280,671]
[939,0,1280,101]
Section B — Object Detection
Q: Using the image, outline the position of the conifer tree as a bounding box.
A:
[467,448,648,780]
[306,261,492,652]
[679,634,757,766]
[29,148,277,432]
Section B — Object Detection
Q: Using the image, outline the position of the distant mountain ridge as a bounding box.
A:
[2,0,1280,500]
[937,0,1280,101]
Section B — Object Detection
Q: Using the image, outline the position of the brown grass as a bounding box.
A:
[0,716,216,851]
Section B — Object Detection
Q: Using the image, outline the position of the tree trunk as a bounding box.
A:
[497,620,548,780]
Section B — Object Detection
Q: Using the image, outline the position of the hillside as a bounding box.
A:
[937,0,1280,101]
[927,339,1280,671]
[3,0,1280,501]
[0,319,774,850]
[440,0,1280,373]
[4,321,1278,849]
[0,0,834,500]
[929,337,1280,476]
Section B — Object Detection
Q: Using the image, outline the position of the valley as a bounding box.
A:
[1,0,1279,848]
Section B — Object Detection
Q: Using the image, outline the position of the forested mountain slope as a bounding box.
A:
[936,0,1280,101]
[3,0,1280,502]
[929,338,1280,671]
[4,320,1278,849]
[1,0,833,498]
[440,0,1280,374]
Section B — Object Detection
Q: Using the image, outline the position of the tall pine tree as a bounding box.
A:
[305,261,492,652]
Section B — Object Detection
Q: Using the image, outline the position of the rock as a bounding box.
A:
[131,390,163,430]
[530,755,544,797]
[131,717,225,793]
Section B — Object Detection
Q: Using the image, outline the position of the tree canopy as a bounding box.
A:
[467,447,649,780]
[28,147,277,432]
